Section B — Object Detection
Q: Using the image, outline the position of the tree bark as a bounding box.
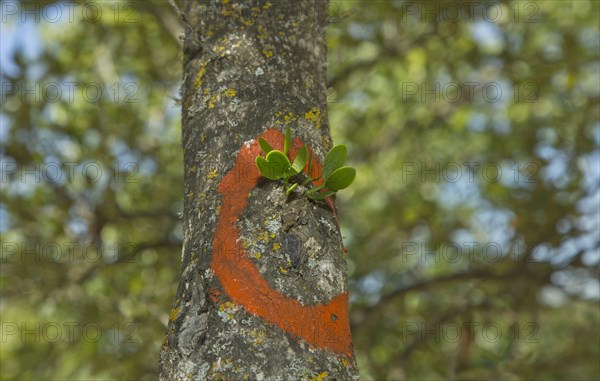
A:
[159,1,359,379]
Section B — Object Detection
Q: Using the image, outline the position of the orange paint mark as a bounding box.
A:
[211,129,353,356]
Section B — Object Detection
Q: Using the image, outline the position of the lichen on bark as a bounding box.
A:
[159,1,359,380]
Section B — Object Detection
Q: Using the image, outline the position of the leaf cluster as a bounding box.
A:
[255,127,356,200]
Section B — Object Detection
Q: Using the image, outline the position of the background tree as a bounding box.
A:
[1,0,598,380]
[158,1,358,379]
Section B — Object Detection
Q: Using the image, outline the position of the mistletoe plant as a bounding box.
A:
[255,127,356,200]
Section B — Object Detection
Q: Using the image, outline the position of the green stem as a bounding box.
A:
[302,174,323,186]
[306,184,325,195]
[286,183,298,196]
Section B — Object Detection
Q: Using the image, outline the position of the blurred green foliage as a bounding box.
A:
[1,1,598,380]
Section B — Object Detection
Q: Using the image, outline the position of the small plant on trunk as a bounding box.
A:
[255,127,356,200]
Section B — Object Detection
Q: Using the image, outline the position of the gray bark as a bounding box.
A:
[159,1,359,379]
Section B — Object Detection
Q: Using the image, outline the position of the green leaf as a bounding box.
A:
[258,138,274,154]
[256,156,280,180]
[265,150,291,178]
[284,126,292,156]
[323,145,347,178]
[266,150,291,167]
[324,166,356,191]
[292,146,308,174]
[256,150,291,180]
[308,190,336,200]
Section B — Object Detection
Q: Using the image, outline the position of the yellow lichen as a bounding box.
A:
[251,329,265,346]
[311,371,329,381]
[215,37,229,53]
[219,301,235,313]
[262,49,273,58]
[208,95,218,109]
[257,230,272,243]
[322,135,332,150]
[284,111,297,124]
[273,242,281,251]
[169,306,180,321]
[305,107,322,129]
[279,267,288,274]
[207,170,218,179]
[224,88,237,97]
[193,66,207,89]
[222,8,235,17]
[257,25,268,39]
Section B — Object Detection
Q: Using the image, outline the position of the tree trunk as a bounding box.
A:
[159,1,359,379]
